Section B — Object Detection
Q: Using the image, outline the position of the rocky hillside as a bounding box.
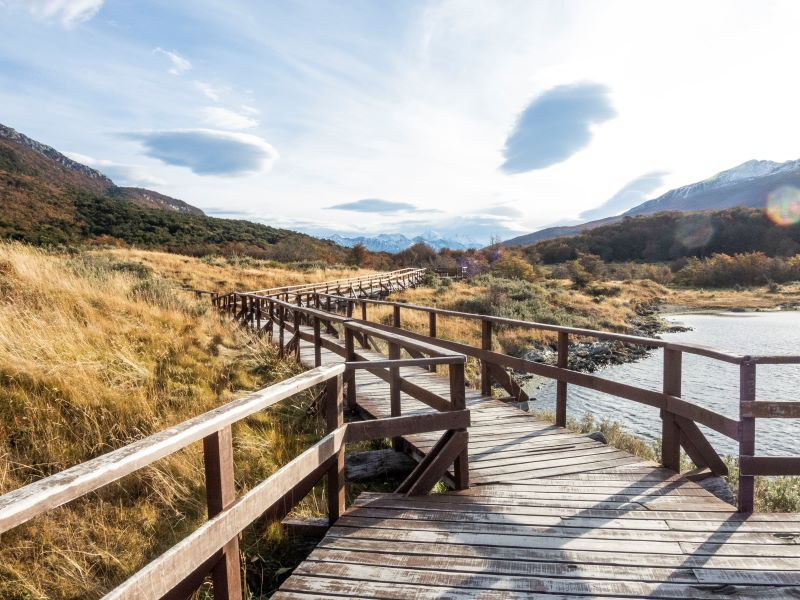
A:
[0,124,203,215]
[0,124,344,261]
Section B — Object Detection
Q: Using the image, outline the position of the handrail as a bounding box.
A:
[247,267,425,296]
[308,292,800,513]
[0,364,344,535]
[314,293,747,364]
[1,350,471,600]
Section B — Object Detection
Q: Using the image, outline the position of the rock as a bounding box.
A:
[345,449,416,482]
[587,431,608,444]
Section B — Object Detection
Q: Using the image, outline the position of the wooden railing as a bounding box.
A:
[221,291,471,488]
[308,292,800,513]
[0,360,470,599]
[246,267,426,297]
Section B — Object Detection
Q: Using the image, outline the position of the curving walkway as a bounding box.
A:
[273,324,800,598]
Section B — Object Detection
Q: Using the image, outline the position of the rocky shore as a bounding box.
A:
[521,301,689,374]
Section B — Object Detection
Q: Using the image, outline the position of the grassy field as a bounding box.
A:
[98,247,375,294]
[0,243,364,599]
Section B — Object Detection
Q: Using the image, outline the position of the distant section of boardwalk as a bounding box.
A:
[274,327,800,599]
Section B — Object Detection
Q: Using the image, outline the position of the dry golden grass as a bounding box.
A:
[98,247,376,294]
[666,281,800,311]
[0,242,329,600]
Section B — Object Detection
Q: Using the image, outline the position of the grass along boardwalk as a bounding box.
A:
[261,298,800,598]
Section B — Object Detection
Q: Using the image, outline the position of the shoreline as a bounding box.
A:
[519,296,800,395]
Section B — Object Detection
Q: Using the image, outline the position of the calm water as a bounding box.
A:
[526,311,800,456]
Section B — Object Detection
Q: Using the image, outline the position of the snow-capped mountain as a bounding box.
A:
[625,159,800,216]
[326,233,476,253]
[505,158,800,247]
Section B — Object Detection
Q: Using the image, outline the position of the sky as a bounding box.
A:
[1,0,800,245]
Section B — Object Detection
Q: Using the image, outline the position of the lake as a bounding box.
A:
[526,311,800,456]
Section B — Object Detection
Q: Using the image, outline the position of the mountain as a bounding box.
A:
[0,124,203,215]
[626,159,800,216]
[502,216,621,247]
[504,159,800,247]
[0,123,345,261]
[327,232,475,253]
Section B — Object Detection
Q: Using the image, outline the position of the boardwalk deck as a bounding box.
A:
[273,326,800,598]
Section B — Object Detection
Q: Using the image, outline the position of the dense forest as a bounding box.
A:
[529,208,800,263]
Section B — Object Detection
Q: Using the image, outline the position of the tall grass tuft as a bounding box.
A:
[0,242,328,599]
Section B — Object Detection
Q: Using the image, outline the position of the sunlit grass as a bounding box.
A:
[0,242,337,599]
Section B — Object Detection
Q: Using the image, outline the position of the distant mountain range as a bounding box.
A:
[327,232,476,253]
[0,123,344,261]
[504,159,800,246]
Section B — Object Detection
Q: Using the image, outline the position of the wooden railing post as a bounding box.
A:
[361,300,367,321]
[389,341,402,451]
[278,305,285,357]
[449,361,469,489]
[346,299,354,318]
[345,327,357,410]
[393,305,401,328]
[292,308,301,360]
[556,332,568,427]
[268,300,275,341]
[202,426,242,600]
[739,358,756,513]
[661,349,682,472]
[326,374,345,524]
[480,320,493,396]
[313,316,322,367]
[428,312,437,372]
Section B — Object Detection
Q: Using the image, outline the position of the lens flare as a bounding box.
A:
[766,185,800,226]
[675,215,715,249]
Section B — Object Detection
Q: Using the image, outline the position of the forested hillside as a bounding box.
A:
[530,208,800,263]
[0,124,346,262]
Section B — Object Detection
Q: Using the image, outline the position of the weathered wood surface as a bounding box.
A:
[273,323,800,599]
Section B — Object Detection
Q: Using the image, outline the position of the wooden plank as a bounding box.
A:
[345,411,470,444]
[739,360,756,513]
[307,548,800,586]
[661,349,682,472]
[405,430,468,495]
[202,427,242,600]
[741,456,800,476]
[556,331,568,426]
[326,375,345,525]
[741,401,800,418]
[316,535,800,571]
[675,415,728,476]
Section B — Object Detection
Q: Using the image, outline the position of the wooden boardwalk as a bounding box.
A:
[273,328,800,599]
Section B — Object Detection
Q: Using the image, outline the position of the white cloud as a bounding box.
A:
[193,80,221,101]
[200,106,258,130]
[66,152,166,187]
[124,129,278,176]
[22,0,103,26]
[154,47,191,75]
